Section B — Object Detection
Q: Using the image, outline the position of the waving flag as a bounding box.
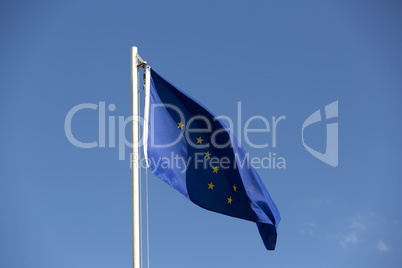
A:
[143,68,280,250]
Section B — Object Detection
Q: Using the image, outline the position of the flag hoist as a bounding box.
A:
[131,46,149,268]
[131,46,140,268]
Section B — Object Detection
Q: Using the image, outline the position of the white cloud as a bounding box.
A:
[377,241,389,252]
[300,222,317,236]
[308,222,317,228]
[339,232,358,247]
[337,215,367,247]
[350,219,367,231]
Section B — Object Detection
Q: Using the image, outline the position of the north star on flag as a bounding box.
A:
[143,68,281,250]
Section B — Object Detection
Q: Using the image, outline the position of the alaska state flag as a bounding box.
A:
[144,68,281,250]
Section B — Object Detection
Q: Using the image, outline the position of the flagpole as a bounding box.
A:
[131,46,140,268]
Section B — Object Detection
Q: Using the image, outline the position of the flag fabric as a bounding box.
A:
[143,69,281,250]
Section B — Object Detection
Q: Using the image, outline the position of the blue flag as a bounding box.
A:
[144,69,280,250]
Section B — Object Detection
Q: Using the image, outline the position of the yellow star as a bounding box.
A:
[196,136,203,144]
[204,151,211,159]
[208,182,215,190]
[212,166,219,174]
[227,196,233,204]
[233,184,237,192]
[177,121,184,129]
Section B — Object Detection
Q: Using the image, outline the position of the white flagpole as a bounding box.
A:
[131,46,140,268]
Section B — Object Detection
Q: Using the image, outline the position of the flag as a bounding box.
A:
[143,69,281,250]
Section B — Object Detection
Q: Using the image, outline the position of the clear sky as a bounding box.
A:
[1,0,401,267]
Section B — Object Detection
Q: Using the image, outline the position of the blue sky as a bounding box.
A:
[1,0,401,267]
